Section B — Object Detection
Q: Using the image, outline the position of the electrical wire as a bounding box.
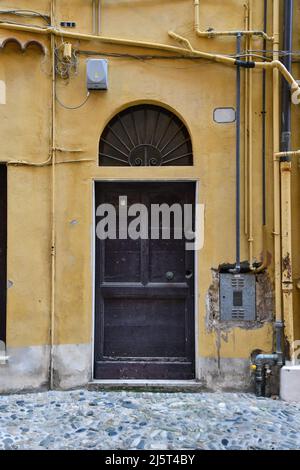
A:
[55,46,79,79]
[7,155,52,166]
[0,19,49,30]
[55,90,91,110]
[77,48,300,62]
[1,16,300,61]
[0,10,50,24]
[7,156,95,166]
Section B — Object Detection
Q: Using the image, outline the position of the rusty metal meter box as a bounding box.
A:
[220,273,256,321]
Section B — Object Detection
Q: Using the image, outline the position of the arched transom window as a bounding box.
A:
[99,104,193,166]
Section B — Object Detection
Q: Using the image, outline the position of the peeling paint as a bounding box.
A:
[206,269,274,334]
[282,253,292,280]
[0,0,288,390]
[205,269,274,370]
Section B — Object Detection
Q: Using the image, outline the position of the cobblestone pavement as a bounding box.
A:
[0,390,300,450]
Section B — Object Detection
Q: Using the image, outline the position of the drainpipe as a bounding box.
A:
[272,0,283,365]
[244,3,249,237]
[262,0,268,228]
[280,0,294,358]
[50,0,57,390]
[251,0,269,274]
[253,0,285,379]
[247,1,254,269]
[232,33,242,274]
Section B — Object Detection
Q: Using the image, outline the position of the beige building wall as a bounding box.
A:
[0,0,299,392]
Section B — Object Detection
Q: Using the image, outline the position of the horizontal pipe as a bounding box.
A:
[193,0,273,41]
[275,149,300,158]
[197,29,273,40]
[0,21,298,95]
[255,354,278,363]
[168,31,300,92]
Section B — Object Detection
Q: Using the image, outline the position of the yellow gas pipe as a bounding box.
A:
[247,0,254,270]
[50,0,56,390]
[92,0,101,35]
[244,3,249,237]
[0,20,298,93]
[275,150,300,158]
[92,0,96,35]
[167,31,299,101]
[247,0,269,275]
[271,2,295,359]
[98,0,101,35]
[193,0,273,41]
[272,0,283,340]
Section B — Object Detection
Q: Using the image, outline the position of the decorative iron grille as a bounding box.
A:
[99,104,193,166]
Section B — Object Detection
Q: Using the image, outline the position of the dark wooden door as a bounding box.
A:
[94,182,195,379]
[0,165,7,344]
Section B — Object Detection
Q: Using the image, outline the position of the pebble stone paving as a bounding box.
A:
[0,390,299,450]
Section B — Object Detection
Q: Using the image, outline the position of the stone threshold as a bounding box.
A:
[88,380,207,393]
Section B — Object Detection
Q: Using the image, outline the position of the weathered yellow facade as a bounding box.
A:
[0,0,299,393]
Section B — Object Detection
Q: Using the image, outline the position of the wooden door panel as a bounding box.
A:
[95,182,195,380]
[94,362,194,380]
[149,250,186,283]
[103,298,186,358]
[104,244,141,282]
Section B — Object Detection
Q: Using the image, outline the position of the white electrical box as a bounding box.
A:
[86,59,108,90]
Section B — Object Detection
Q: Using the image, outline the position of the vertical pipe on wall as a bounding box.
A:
[0,165,7,346]
[262,0,268,226]
[280,158,294,355]
[97,0,101,35]
[253,0,269,274]
[50,0,57,389]
[235,33,242,273]
[281,0,293,153]
[272,0,283,362]
[244,3,249,236]
[280,0,294,357]
[248,0,254,268]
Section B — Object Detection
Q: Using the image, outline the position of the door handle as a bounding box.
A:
[185,270,193,280]
[166,271,175,281]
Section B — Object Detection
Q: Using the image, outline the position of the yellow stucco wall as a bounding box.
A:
[0,0,299,372]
